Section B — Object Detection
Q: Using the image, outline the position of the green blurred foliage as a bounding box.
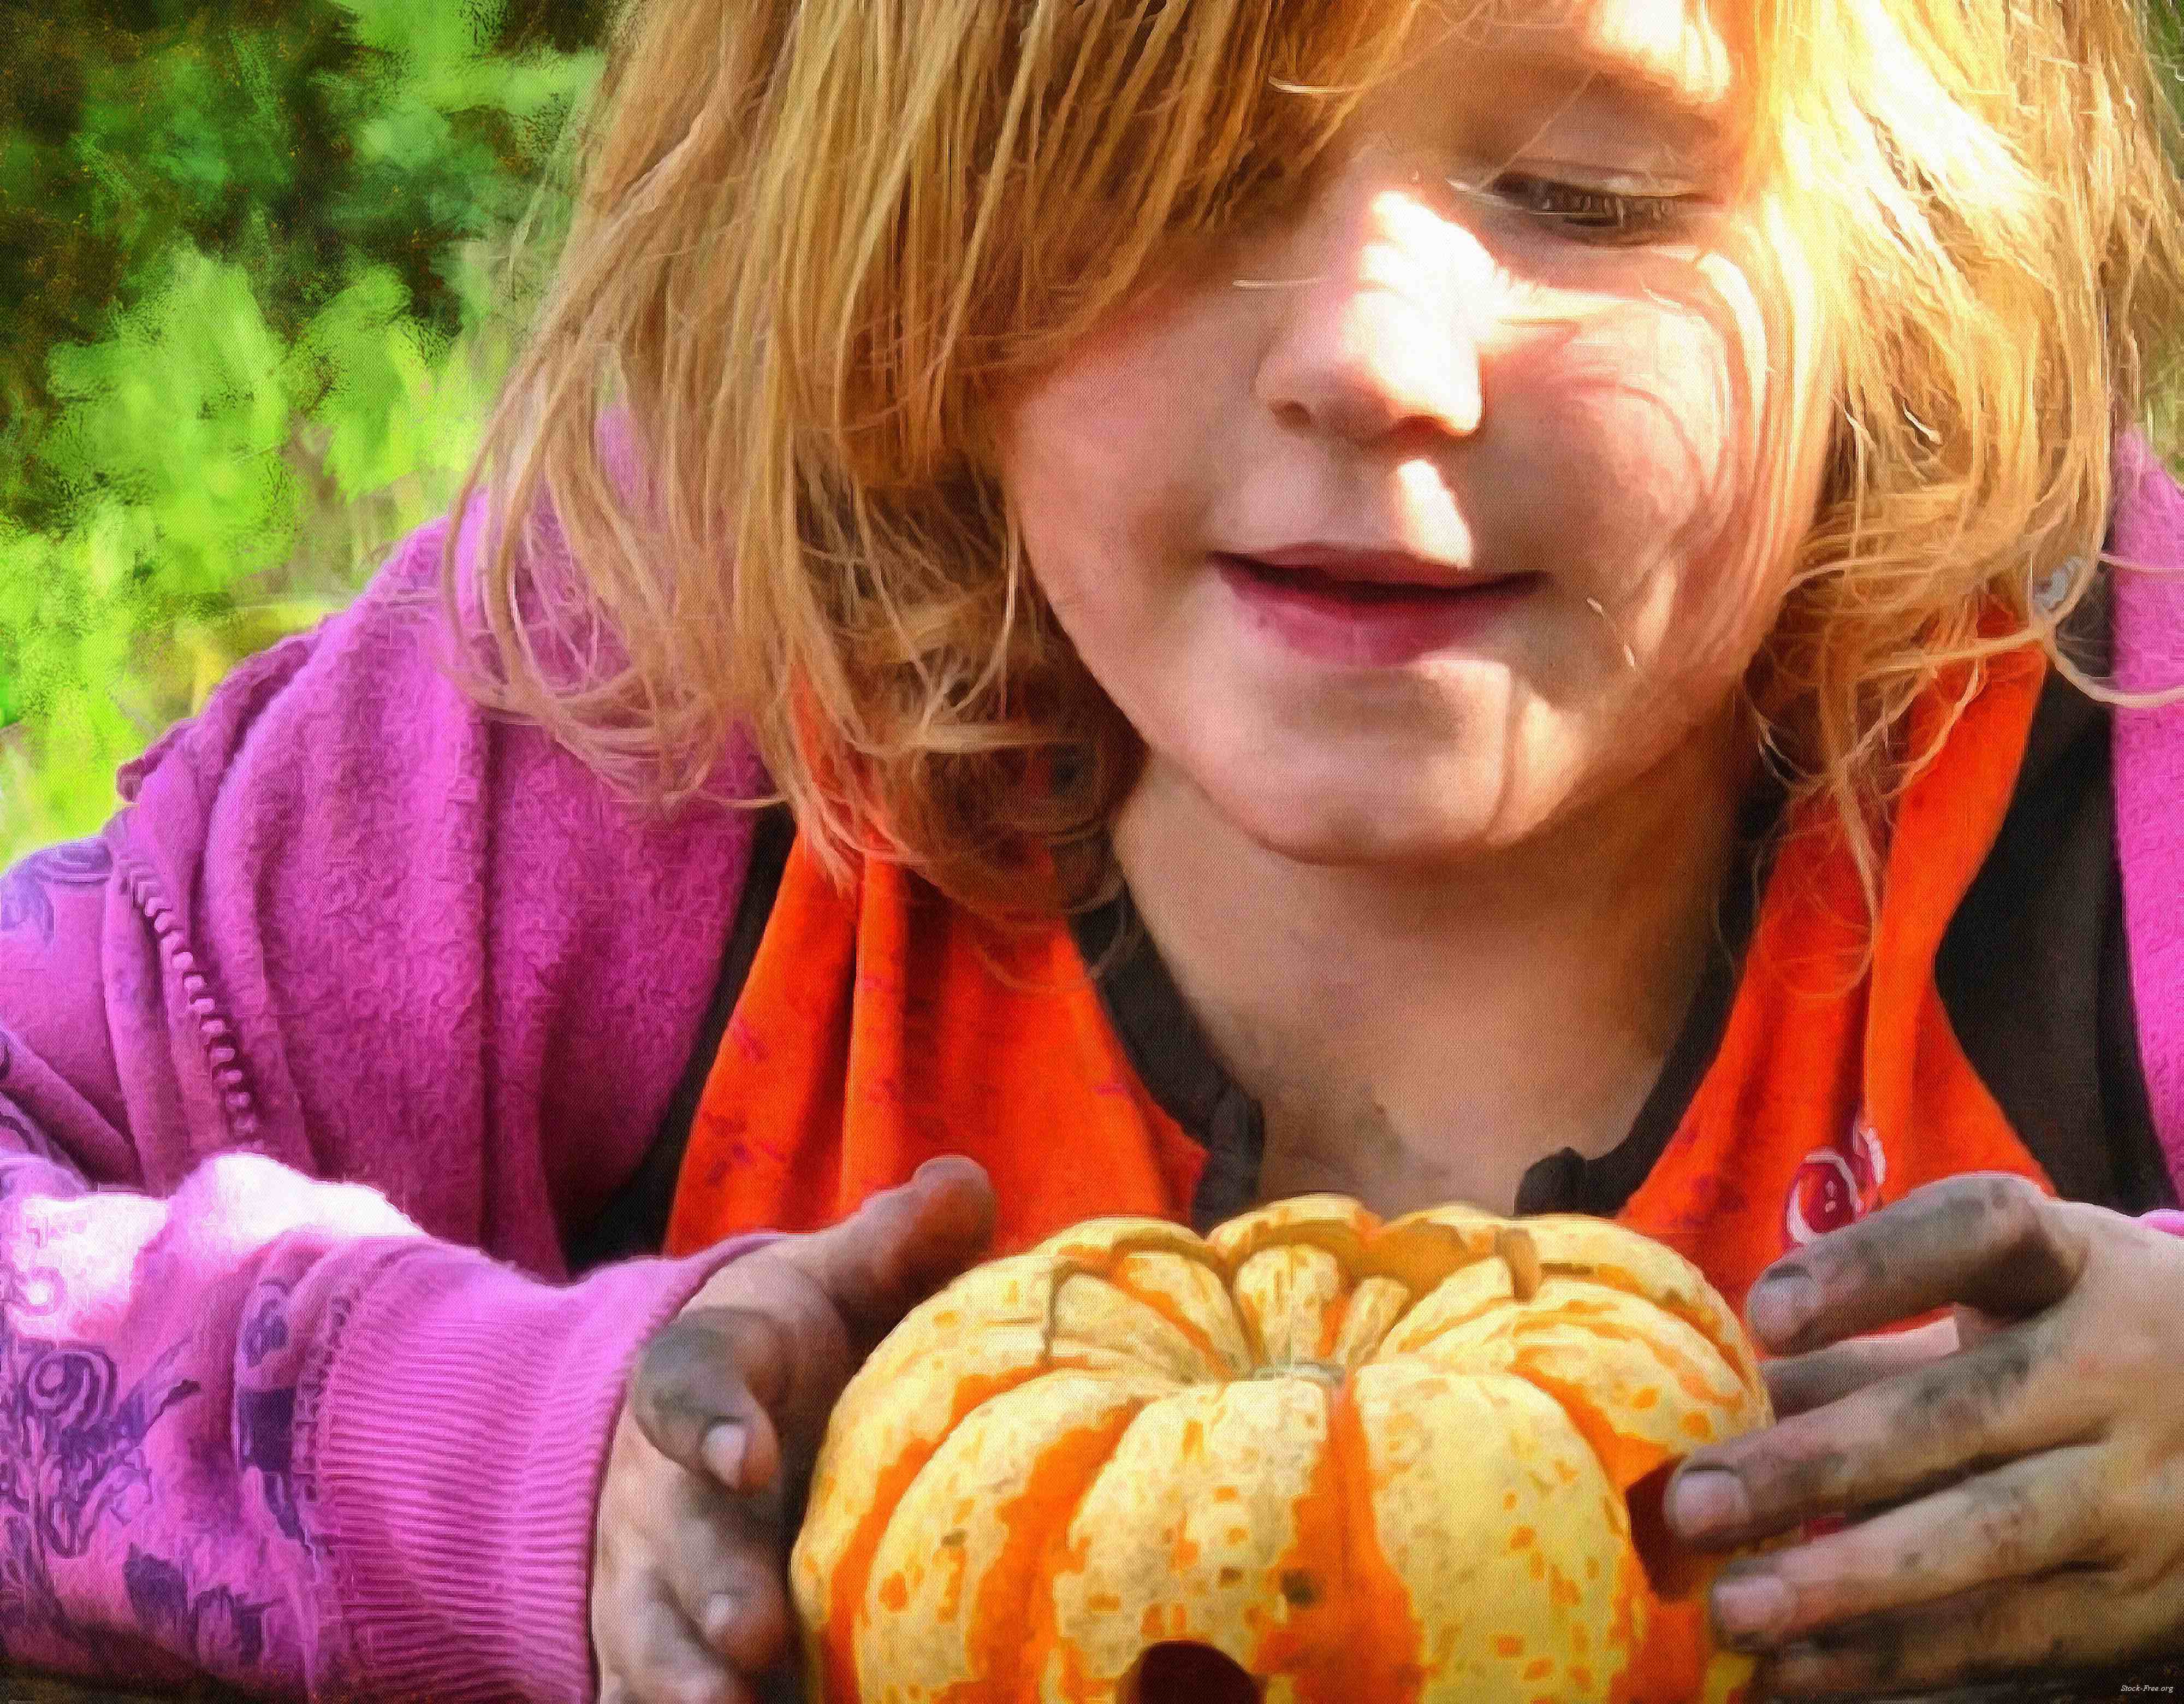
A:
[0,0,608,858]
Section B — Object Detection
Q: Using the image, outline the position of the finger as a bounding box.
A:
[1704,1443,2110,1650]
[595,1559,749,1704]
[1763,1316,1960,1417]
[697,1557,793,1679]
[1743,1174,2085,1355]
[631,1307,789,1493]
[1759,1565,2176,1698]
[1667,1314,2078,1545]
[781,1156,996,1343]
[654,1478,795,1674]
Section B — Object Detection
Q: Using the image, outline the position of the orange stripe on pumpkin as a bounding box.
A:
[1247,1380,1428,1702]
[996,1403,1158,1704]
[820,1365,1052,1704]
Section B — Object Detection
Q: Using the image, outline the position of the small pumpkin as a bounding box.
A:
[791,1194,1771,1703]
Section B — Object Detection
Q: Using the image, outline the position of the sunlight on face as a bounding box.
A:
[998,0,1833,871]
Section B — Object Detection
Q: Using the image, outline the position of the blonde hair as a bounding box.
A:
[1754,0,2184,907]
[446,0,2184,919]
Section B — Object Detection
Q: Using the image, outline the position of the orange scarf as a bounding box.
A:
[667,648,2052,1319]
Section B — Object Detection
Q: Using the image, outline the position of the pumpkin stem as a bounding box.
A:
[1248,1359,1345,1386]
[1495,1226,1542,1301]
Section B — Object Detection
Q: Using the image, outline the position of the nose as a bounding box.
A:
[1252,178,1486,450]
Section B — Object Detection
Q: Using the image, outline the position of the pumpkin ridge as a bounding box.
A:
[1517,1305,1746,1414]
[1247,1374,1427,1701]
[1509,1360,1679,1500]
[1204,1195,1380,1275]
[817,1360,1058,1704]
[1004,1396,1164,1702]
[1244,1375,1349,1694]
[1329,1275,1414,1369]
[1225,1219,1496,1295]
[1495,1353,1748,1701]
[1535,1256,1760,1395]
[1101,1268,1247,1380]
[1038,1221,1221,1271]
[1041,1259,1089,1361]
[1331,1376,1432,1702]
[1486,1368,1682,1699]
[1369,1286,1517,1362]
[814,1263,1157,1702]
[1049,1267,1227,1386]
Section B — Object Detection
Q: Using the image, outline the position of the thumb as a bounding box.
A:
[782,1156,996,1346]
[630,1305,788,1493]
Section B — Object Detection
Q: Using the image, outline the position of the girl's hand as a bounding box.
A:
[1663,1173,2184,1697]
[590,1157,995,1704]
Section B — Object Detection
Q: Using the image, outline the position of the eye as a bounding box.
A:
[1467,172,1694,246]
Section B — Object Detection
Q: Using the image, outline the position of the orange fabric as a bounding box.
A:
[663,850,1209,1261]
[1619,643,2054,1311]
[668,648,2055,1316]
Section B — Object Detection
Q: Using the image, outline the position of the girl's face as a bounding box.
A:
[998,0,1835,870]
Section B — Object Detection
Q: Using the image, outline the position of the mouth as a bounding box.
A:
[1214,549,1541,667]
[1226,549,1534,600]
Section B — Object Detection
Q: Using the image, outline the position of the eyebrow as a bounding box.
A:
[1482,37,1743,157]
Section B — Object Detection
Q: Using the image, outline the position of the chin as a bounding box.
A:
[1221,787,1509,872]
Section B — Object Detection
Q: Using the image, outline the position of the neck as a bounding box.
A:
[1109,719,1758,1217]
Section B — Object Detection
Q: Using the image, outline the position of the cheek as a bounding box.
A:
[1003,382,1136,548]
[1524,277,1794,656]
[1543,306,1752,545]
[999,361,1213,631]
[1000,441,1167,710]
[998,282,1219,525]
[999,391,1130,623]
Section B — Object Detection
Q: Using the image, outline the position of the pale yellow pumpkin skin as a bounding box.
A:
[790,1196,1771,1704]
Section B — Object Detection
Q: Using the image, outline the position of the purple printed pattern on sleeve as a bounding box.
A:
[0,841,113,950]
[0,475,770,1697]
[236,1278,303,1547]
[0,1177,205,1676]
[0,1076,768,1701]
[0,1126,420,1694]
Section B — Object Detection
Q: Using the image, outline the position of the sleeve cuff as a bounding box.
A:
[307,1235,779,1701]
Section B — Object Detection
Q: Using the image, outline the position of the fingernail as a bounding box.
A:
[702,1591,737,1648]
[1711,1572,1795,1646]
[701,1421,746,1486]
[1665,1466,1749,1538]
[1747,1269,1819,1345]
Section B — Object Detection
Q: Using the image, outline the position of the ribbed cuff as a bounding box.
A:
[309,1235,779,1701]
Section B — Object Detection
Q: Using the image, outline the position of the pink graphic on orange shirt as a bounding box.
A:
[1783,1115,1888,1247]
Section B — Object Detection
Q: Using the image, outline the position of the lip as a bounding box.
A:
[1238,543,1506,593]
[1215,549,1539,668]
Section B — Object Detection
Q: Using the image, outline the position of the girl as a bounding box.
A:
[4,0,2184,1699]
